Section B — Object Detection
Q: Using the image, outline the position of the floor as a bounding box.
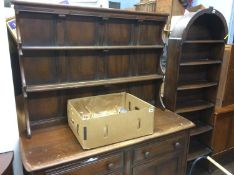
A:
[188,154,234,175]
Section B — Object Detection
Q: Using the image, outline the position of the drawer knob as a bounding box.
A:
[174,142,181,149]
[107,163,114,170]
[144,151,150,158]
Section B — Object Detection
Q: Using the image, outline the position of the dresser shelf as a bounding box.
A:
[21,45,164,51]
[25,74,163,93]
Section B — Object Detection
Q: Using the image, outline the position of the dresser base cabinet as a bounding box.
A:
[20,109,194,175]
[23,131,189,175]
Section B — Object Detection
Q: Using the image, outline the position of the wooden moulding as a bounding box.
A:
[216,45,234,107]
[21,45,164,51]
[13,0,168,18]
[21,45,164,50]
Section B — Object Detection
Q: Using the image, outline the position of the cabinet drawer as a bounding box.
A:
[133,133,186,165]
[46,152,123,175]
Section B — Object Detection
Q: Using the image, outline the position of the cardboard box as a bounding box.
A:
[68,92,155,149]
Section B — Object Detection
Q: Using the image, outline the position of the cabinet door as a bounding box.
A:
[132,152,185,175]
[212,112,234,153]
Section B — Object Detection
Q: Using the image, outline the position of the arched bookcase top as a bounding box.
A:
[170,7,228,42]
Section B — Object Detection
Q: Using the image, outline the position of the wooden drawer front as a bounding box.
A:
[132,152,184,175]
[133,134,186,165]
[46,153,123,175]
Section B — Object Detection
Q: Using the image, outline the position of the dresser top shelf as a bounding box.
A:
[20,108,194,172]
[13,0,168,18]
[21,45,164,50]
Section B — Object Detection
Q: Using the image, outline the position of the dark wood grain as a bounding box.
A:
[133,132,186,165]
[132,152,184,175]
[45,152,123,175]
[187,140,212,162]
[67,51,98,82]
[212,104,234,154]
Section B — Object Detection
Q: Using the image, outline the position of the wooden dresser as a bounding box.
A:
[11,1,194,174]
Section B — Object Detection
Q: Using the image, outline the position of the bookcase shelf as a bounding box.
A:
[183,40,224,44]
[180,60,222,66]
[176,100,214,114]
[177,81,218,91]
[190,121,213,136]
[187,140,212,162]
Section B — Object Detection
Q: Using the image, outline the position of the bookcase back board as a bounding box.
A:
[13,1,168,137]
[164,7,227,161]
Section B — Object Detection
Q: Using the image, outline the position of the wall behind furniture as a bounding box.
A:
[67,0,109,8]
[0,2,23,175]
[192,0,234,43]
[110,0,140,9]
